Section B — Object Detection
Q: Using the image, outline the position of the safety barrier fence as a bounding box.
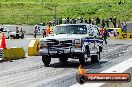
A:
[0,47,25,61]
[28,40,39,56]
[107,28,132,39]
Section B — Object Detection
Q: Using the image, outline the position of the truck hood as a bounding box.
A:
[40,34,89,41]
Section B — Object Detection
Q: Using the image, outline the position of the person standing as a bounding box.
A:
[109,16,113,22]
[20,28,25,39]
[84,18,88,23]
[46,24,52,37]
[103,28,108,44]
[66,17,70,24]
[113,17,117,28]
[118,21,122,28]
[79,17,83,23]
[122,22,127,32]
[105,19,110,28]
[34,27,37,38]
[42,29,46,38]
[88,17,92,24]
[72,18,76,24]
[96,16,100,26]
[59,16,62,24]
[91,18,95,25]
[16,27,19,39]
[101,18,105,28]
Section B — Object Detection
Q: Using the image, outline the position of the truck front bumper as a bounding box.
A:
[39,47,83,57]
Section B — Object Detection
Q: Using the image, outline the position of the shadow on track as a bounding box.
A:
[50,60,107,70]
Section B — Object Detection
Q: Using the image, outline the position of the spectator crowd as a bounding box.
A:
[51,16,127,32]
[33,16,127,39]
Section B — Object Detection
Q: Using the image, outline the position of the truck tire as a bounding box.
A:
[76,74,87,84]
[10,35,15,39]
[59,57,68,63]
[42,55,51,67]
[79,53,87,65]
[91,55,99,63]
[85,45,90,57]
[20,35,24,39]
[7,36,9,39]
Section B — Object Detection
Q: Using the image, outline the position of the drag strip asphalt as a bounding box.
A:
[0,43,131,87]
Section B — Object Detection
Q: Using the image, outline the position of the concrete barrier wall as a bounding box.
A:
[107,28,122,38]
[28,40,39,56]
[4,47,25,60]
[120,32,132,39]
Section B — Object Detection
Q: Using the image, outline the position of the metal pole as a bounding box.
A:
[41,0,43,8]
[55,6,57,25]
[41,0,44,23]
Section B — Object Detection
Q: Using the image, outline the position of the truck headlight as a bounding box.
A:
[74,39,81,44]
[40,41,47,48]
[74,39,81,48]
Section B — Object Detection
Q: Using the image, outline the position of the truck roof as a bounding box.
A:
[57,23,92,26]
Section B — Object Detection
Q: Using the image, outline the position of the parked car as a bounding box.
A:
[0,27,24,39]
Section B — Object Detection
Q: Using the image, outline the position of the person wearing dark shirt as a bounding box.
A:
[96,17,100,26]
[42,29,46,38]
[84,18,88,23]
[105,19,110,28]
[72,18,76,24]
[80,17,83,23]
[88,17,92,24]
[113,18,117,28]
[66,17,70,23]
[16,27,19,39]
[103,28,108,44]
[59,16,62,24]
[101,18,105,28]
[34,27,37,38]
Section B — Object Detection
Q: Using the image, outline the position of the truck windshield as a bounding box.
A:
[53,25,87,34]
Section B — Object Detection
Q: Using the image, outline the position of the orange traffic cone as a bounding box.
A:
[0,33,6,49]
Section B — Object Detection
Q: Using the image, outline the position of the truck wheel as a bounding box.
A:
[42,55,51,67]
[10,36,15,39]
[79,54,87,65]
[7,36,9,39]
[91,55,99,63]
[20,35,24,39]
[59,57,68,63]
[76,74,87,84]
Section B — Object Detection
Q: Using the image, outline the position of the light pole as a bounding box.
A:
[55,6,57,25]
[41,0,44,8]
[41,0,44,23]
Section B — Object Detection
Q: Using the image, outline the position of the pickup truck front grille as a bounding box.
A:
[46,39,72,47]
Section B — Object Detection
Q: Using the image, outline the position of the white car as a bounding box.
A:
[0,27,22,39]
[0,27,11,39]
[39,24,103,66]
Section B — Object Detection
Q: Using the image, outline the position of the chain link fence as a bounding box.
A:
[0,14,55,24]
